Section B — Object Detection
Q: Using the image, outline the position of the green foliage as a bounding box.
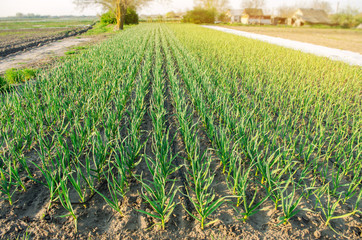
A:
[331,7,362,28]
[4,68,37,84]
[100,11,117,25]
[125,7,139,25]
[182,8,216,24]
[100,8,138,26]
[86,22,115,35]
[4,68,22,84]
[0,76,7,91]
[65,46,88,56]
[65,50,77,55]
[21,68,37,80]
[218,12,229,23]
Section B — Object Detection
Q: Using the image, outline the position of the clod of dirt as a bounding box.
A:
[314,230,321,239]
[139,216,148,229]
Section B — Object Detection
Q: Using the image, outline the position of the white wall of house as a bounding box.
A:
[242,17,271,25]
[260,19,271,24]
[241,17,249,24]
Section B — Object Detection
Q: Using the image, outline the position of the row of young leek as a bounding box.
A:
[160,26,226,230]
[163,23,308,227]
[165,25,296,224]
[0,25,154,231]
[163,25,268,225]
[94,26,155,219]
[138,26,178,230]
[167,24,362,228]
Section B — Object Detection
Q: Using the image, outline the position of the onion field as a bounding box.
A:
[0,24,361,239]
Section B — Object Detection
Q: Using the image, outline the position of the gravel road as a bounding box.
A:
[203,25,362,67]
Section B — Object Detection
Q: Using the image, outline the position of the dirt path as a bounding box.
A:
[0,37,93,73]
[204,26,362,66]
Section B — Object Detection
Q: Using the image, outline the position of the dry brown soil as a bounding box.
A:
[223,26,362,54]
[0,26,93,57]
[0,34,109,74]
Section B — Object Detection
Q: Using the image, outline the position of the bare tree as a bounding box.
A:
[74,0,154,30]
[194,0,230,12]
[241,0,265,9]
[277,6,297,17]
[311,0,332,13]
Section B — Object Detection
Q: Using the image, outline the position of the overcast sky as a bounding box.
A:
[0,0,361,17]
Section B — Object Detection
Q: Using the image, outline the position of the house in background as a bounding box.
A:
[271,16,288,25]
[241,8,272,25]
[226,9,242,23]
[289,8,332,26]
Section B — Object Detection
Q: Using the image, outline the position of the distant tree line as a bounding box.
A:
[14,13,51,18]
[331,7,362,28]
[2,13,94,20]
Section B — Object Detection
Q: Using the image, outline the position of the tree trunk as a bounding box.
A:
[116,2,126,30]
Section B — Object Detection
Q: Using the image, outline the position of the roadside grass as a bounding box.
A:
[85,22,115,35]
[2,44,90,91]
[2,68,37,84]
[65,46,89,56]
[0,76,7,92]
[64,50,77,55]
[85,22,134,35]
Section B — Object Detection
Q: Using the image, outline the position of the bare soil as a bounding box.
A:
[0,25,94,57]
[223,26,362,54]
[0,34,109,74]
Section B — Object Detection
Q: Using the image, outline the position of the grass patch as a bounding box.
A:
[65,46,89,56]
[0,76,7,92]
[73,46,88,51]
[86,22,115,35]
[65,50,77,55]
[85,22,134,35]
[3,68,37,84]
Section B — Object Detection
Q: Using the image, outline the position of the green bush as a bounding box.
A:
[86,22,115,35]
[4,68,22,84]
[4,68,37,84]
[125,7,139,25]
[331,7,362,28]
[182,8,216,24]
[22,68,37,80]
[101,11,116,25]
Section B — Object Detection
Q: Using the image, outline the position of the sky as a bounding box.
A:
[0,0,361,17]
